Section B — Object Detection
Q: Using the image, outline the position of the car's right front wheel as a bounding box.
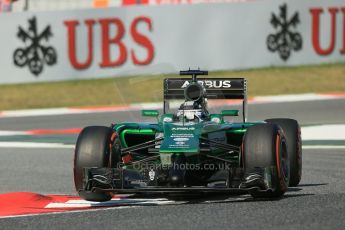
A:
[74,126,114,202]
[265,118,302,186]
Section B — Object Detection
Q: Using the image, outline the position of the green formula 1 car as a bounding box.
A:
[74,70,302,201]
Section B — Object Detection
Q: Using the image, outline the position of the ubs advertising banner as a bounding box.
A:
[0,0,344,84]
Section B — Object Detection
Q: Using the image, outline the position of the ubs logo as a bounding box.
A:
[267,4,303,61]
[13,16,57,76]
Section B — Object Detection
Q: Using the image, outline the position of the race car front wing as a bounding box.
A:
[81,167,269,195]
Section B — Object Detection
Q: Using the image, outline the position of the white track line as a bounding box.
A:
[252,93,341,103]
[0,142,74,149]
[45,198,177,208]
[0,93,344,118]
[302,145,345,149]
[0,198,180,219]
[302,125,345,141]
[0,131,28,136]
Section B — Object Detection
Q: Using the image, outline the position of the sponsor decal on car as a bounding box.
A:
[171,127,195,131]
[173,137,190,142]
[181,80,232,89]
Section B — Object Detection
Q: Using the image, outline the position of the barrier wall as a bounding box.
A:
[0,0,344,84]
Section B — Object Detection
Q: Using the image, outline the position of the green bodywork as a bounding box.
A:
[113,110,263,168]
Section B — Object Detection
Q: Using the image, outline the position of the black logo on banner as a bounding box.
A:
[267,4,302,61]
[13,16,57,76]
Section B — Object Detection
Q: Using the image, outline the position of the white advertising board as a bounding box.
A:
[0,0,344,84]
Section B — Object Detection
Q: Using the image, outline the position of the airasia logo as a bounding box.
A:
[64,16,154,70]
[310,7,345,55]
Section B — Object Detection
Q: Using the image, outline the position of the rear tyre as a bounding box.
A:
[265,119,302,186]
[243,124,289,198]
[74,126,114,202]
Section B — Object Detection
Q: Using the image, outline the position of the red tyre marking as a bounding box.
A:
[109,132,116,151]
[110,132,117,149]
[110,132,117,142]
[275,134,281,179]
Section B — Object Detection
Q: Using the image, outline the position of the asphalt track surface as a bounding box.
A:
[1,99,345,131]
[0,99,345,229]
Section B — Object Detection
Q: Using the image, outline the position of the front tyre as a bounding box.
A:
[265,118,302,186]
[74,126,114,202]
[243,124,289,198]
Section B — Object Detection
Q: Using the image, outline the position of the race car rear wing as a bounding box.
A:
[163,78,246,100]
[163,70,248,122]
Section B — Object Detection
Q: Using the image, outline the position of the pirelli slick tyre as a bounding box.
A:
[74,126,114,202]
[243,124,290,198]
[265,119,302,186]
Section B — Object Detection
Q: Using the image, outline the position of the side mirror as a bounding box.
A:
[221,110,239,117]
[142,110,159,117]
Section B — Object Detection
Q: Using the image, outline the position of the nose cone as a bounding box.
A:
[168,155,186,186]
[159,123,200,154]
